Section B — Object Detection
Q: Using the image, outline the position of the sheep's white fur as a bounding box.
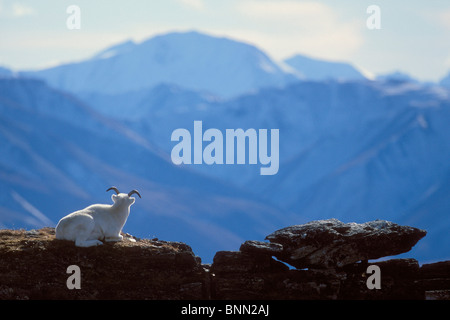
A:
[55,193,135,247]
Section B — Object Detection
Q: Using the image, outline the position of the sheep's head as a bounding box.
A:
[107,186,141,206]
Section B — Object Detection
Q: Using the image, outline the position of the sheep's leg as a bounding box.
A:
[105,234,123,242]
[75,229,103,247]
[75,238,103,247]
[73,217,103,247]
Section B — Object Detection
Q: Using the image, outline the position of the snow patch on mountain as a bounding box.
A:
[283,54,366,81]
[439,71,450,88]
[92,40,137,60]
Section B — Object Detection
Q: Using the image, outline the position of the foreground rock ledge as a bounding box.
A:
[0,225,449,300]
[0,228,205,299]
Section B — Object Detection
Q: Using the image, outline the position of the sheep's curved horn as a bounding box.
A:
[106,187,120,195]
[128,190,141,198]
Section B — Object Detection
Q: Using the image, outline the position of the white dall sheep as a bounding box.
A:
[55,187,141,247]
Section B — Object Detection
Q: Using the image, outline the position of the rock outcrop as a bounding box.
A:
[211,219,447,300]
[0,219,449,300]
[265,219,427,269]
[0,228,205,299]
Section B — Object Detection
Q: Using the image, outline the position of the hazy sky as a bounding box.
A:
[1,0,450,81]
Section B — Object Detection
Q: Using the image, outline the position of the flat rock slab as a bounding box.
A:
[239,240,283,255]
[265,219,426,269]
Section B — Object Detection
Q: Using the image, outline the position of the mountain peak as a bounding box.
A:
[283,54,366,81]
[376,70,418,83]
[0,66,16,78]
[24,31,292,98]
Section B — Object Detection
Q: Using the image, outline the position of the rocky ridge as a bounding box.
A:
[0,219,449,300]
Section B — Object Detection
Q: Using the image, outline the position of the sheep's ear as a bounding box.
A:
[129,197,135,205]
[111,194,118,202]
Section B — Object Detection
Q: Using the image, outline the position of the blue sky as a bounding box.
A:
[1,0,450,81]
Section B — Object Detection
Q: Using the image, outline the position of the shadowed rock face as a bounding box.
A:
[0,228,206,299]
[265,219,427,269]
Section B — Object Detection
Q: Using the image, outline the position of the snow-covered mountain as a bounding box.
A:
[21,31,378,99]
[283,54,366,81]
[22,31,295,98]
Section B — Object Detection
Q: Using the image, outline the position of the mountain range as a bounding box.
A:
[20,31,375,99]
[0,77,292,261]
[21,31,294,98]
[77,78,450,263]
[10,31,450,94]
[2,31,450,263]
